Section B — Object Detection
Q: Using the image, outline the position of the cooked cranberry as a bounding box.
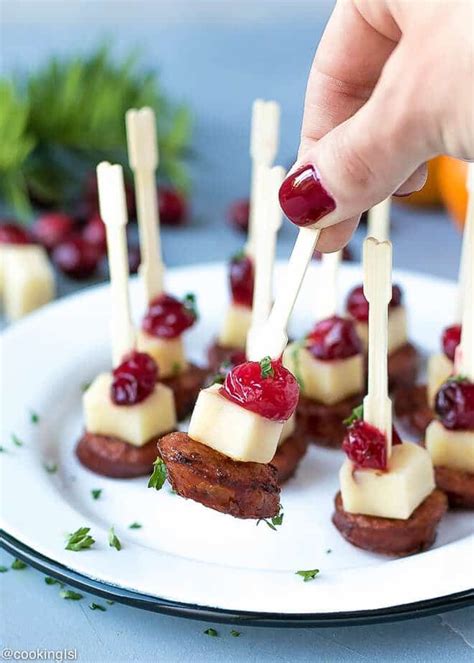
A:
[142,293,197,339]
[346,284,403,322]
[111,351,158,405]
[32,212,75,251]
[229,349,247,366]
[441,324,462,362]
[307,316,361,361]
[229,253,254,307]
[435,379,474,430]
[82,214,107,253]
[0,222,33,245]
[158,187,187,226]
[342,420,388,470]
[221,358,299,422]
[52,235,101,279]
[228,199,250,233]
[127,244,141,275]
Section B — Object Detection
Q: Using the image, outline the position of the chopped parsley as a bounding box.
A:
[448,374,468,383]
[148,457,167,491]
[128,522,142,529]
[204,628,218,637]
[230,629,241,637]
[172,361,182,376]
[106,600,115,605]
[326,549,332,554]
[91,489,102,500]
[89,602,106,611]
[0,566,8,573]
[11,558,28,570]
[231,249,246,262]
[65,527,95,551]
[81,381,92,393]
[259,356,274,379]
[108,526,122,551]
[343,404,364,427]
[11,433,23,447]
[44,462,58,474]
[29,410,40,424]
[0,446,6,453]
[183,292,198,320]
[60,589,83,601]
[295,569,320,582]
[257,505,284,531]
[45,576,63,586]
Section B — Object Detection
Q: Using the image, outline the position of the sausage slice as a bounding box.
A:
[161,363,207,421]
[434,466,474,509]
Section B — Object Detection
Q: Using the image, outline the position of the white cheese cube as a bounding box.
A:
[283,344,363,405]
[83,373,176,447]
[136,331,188,378]
[217,304,252,349]
[279,413,296,446]
[188,384,283,463]
[425,420,474,473]
[2,245,55,320]
[340,442,435,520]
[427,353,453,407]
[354,305,408,354]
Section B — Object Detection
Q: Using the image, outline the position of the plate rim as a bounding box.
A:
[1,531,473,628]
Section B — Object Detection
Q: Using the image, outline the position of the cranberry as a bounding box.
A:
[229,349,247,366]
[342,420,388,470]
[0,222,33,245]
[228,199,250,233]
[435,379,474,430]
[346,284,403,322]
[111,351,158,405]
[158,187,187,226]
[229,253,254,307]
[441,324,462,362]
[52,235,101,279]
[307,316,361,361]
[33,212,75,251]
[221,358,299,422]
[142,293,197,339]
[127,244,141,275]
[82,214,107,253]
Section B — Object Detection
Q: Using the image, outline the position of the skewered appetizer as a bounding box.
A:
[77,163,177,478]
[0,223,55,321]
[333,238,446,555]
[155,219,322,518]
[125,107,205,419]
[208,99,280,371]
[284,251,364,448]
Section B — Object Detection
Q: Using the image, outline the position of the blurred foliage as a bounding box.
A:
[0,45,192,219]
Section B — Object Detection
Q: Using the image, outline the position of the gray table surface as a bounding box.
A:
[1,2,473,661]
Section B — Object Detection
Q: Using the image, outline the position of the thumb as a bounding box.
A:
[279,48,434,233]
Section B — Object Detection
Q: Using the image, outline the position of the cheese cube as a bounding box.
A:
[2,245,55,320]
[427,353,453,407]
[340,442,435,519]
[354,305,408,354]
[83,373,176,447]
[283,344,363,405]
[425,420,474,473]
[189,384,283,463]
[217,304,252,348]
[136,331,188,378]
[279,413,296,446]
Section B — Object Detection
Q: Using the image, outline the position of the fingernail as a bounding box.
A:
[393,191,413,198]
[279,165,336,227]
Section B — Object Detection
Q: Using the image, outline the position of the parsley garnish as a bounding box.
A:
[128,522,142,529]
[295,569,320,582]
[106,600,115,605]
[89,602,106,611]
[45,576,63,586]
[343,404,364,426]
[183,292,198,320]
[0,446,6,453]
[91,489,102,500]
[257,505,284,531]
[204,628,218,637]
[108,526,122,551]
[30,410,40,424]
[44,462,58,474]
[448,374,468,383]
[81,381,92,393]
[326,549,332,554]
[11,433,23,447]
[60,589,83,601]
[0,566,8,573]
[259,356,274,379]
[230,629,241,637]
[148,457,167,490]
[11,558,27,570]
[172,361,182,376]
[231,249,246,262]
[65,527,95,551]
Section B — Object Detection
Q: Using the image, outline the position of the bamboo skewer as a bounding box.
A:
[318,250,342,320]
[367,197,391,241]
[96,162,136,366]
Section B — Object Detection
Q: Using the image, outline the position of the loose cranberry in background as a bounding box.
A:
[32,212,75,251]
[346,284,403,322]
[52,235,102,279]
[229,253,254,307]
[158,187,187,226]
[142,293,197,339]
[307,316,362,361]
[435,379,474,430]
[111,350,158,405]
[228,199,250,233]
[441,324,462,361]
[0,222,33,245]
[221,358,299,422]
[82,214,107,253]
[127,244,141,275]
[342,420,388,470]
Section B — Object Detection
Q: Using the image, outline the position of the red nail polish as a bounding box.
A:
[279,165,336,227]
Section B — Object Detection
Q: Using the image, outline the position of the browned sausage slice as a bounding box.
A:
[434,466,474,509]
[393,384,434,439]
[271,431,309,483]
[161,363,207,421]
[388,342,420,391]
[298,393,362,449]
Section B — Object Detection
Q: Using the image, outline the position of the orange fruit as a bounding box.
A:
[437,156,468,229]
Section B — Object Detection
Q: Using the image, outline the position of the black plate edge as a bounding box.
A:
[1,530,473,628]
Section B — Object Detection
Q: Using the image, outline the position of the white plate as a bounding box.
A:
[1,262,473,625]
